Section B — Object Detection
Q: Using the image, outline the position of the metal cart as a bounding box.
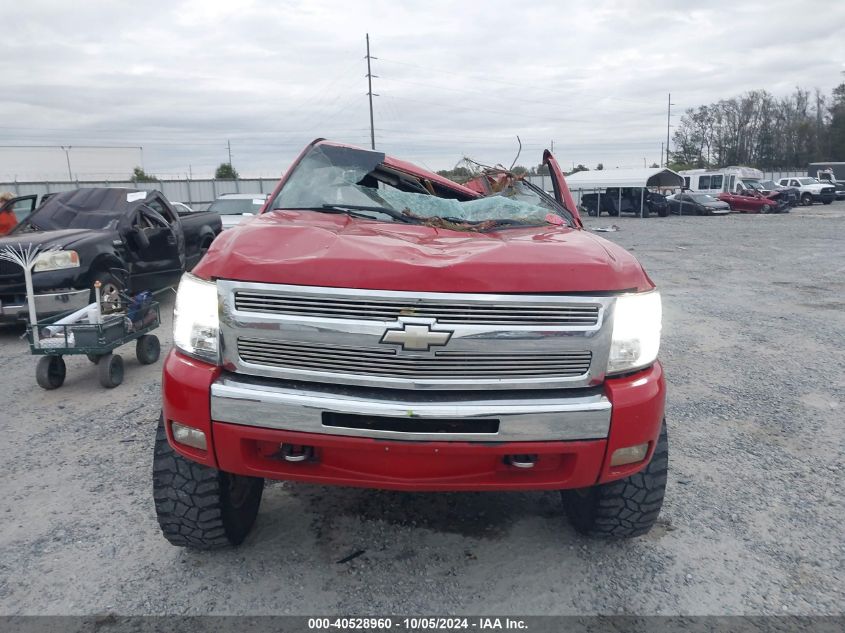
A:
[27,301,161,389]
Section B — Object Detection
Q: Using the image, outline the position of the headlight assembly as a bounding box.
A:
[607,291,662,375]
[173,273,220,364]
[33,250,80,272]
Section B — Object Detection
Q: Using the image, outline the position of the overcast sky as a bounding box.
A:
[2,0,845,180]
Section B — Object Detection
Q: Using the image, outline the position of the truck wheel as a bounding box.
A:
[86,353,102,363]
[136,335,161,365]
[561,421,668,538]
[760,204,771,214]
[91,271,124,314]
[823,199,833,205]
[152,418,264,549]
[801,193,812,206]
[97,353,124,388]
[36,355,66,390]
[657,207,668,218]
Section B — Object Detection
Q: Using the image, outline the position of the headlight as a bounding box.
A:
[173,273,219,364]
[33,250,80,272]
[607,291,662,375]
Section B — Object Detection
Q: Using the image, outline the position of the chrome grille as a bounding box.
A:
[234,291,599,326]
[237,338,592,379]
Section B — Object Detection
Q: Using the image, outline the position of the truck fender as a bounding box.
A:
[84,253,126,287]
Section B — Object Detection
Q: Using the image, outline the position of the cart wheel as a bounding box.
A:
[98,353,124,388]
[86,354,101,364]
[136,335,161,365]
[36,355,66,390]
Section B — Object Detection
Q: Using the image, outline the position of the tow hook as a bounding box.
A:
[505,454,537,469]
[280,444,314,463]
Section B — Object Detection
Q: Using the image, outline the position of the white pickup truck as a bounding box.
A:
[815,170,845,200]
[777,177,836,206]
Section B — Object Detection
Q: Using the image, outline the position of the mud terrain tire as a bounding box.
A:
[561,421,668,538]
[152,417,264,549]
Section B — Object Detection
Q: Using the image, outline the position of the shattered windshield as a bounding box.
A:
[270,144,570,230]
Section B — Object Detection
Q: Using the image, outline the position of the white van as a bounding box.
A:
[678,166,764,195]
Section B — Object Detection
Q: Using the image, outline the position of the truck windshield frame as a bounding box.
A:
[269,144,571,229]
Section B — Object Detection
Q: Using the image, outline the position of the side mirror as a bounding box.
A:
[127,228,150,251]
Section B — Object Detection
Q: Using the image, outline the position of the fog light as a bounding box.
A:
[171,421,207,450]
[610,442,649,467]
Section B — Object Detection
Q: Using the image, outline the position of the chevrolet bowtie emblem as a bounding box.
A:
[380,322,453,351]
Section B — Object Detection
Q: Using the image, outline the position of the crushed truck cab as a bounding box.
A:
[154,139,668,550]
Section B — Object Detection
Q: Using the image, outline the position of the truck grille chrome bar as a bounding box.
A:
[237,337,592,379]
[219,280,614,390]
[234,290,599,326]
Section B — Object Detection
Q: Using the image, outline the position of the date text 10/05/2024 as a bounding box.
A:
[307,617,528,630]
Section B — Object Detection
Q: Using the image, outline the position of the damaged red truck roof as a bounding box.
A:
[194,139,653,293]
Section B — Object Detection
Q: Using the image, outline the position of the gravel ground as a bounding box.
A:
[0,202,843,616]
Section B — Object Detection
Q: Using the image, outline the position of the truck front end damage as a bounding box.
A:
[153,140,668,549]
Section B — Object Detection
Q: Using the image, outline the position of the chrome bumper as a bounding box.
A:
[210,374,612,442]
[0,288,89,321]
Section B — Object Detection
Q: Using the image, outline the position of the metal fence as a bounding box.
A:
[0,169,812,210]
[0,178,281,209]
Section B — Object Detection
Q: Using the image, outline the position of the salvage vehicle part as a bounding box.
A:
[153,139,666,548]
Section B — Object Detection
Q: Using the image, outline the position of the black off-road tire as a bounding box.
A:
[823,199,833,205]
[136,334,161,365]
[97,353,123,388]
[152,419,264,549]
[562,421,668,538]
[801,193,812,206]
[36,355,66,390]
[657,207,668,218]
[86,353,102,364]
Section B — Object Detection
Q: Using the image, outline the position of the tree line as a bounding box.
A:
[671,79,845,170]
[130,163,239,182]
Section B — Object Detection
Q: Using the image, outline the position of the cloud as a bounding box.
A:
[2,0,844,179]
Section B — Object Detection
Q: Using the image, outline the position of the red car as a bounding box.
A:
[718,190,787,214]
[154,139,667,549]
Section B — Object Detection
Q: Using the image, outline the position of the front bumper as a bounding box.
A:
[162,350,666,491]
[210,373,611,442]
[0,288,89,322]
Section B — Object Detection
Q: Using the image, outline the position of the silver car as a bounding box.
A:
[207,193,268,229]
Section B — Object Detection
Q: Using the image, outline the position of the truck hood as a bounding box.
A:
[0,228,107,251]
[194,210,653,293]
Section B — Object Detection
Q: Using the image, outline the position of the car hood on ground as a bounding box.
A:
[194,210,653,293]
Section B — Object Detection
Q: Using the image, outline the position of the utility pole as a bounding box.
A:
[227,139,233,167]
[365,33,378,150]
[666,93,675,168]
[551,139,555,154]
[660,142,664,167]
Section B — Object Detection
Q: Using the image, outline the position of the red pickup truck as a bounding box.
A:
[153,140,667,549]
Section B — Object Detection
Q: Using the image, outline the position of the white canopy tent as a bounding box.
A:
[564,167,685,218]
